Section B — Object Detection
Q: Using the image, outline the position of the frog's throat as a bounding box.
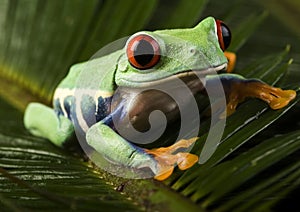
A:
[129,63,227,88]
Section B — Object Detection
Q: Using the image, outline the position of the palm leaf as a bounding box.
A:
[0,0,300,211]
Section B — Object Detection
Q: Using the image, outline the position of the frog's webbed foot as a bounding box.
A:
[145,137,199,181]
[249,82,296,109]
[224,51,236,73]
[219,75,297,117]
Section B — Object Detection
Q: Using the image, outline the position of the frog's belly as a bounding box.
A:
[110,82,203,148]
[112,74,205,134]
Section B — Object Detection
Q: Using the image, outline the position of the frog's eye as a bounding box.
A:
[126,34,161,70]
[216,20,231,51]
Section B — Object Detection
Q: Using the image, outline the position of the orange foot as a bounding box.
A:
[257,85,296,110]
[145,137,199,181]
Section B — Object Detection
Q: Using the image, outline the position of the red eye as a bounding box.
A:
[126,34,161,70]
[216,20,232,51]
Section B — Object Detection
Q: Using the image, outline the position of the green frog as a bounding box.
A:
[24,17,296,180]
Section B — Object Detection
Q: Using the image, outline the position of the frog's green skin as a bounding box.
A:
[24,17,296,180]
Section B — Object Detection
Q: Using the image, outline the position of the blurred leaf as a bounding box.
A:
[147,0,208,29]
[0,0,158,104]
[258,0,300,36]
[78,0,158,61]
[228,11,268,52]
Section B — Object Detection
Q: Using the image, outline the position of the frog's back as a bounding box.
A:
[56,63,83,90]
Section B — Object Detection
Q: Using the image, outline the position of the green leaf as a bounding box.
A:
[202,130,300,208]
[219,160,300,211]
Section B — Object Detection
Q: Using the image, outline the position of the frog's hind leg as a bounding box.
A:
[24,103,74,146]
[207,74,296,117]
[86,122,198,181]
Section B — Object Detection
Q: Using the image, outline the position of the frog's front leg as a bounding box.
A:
[24,103,74,146]
[206,74,297,116]
[86,122,198,181]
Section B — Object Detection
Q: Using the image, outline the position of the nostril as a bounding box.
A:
[189,48,196,54]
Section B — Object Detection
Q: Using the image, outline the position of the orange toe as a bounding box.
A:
[269,89,296,110]
[154,166,174,181]
[177,153,199,170]
[269,88,296,110]
[146,137,199,155]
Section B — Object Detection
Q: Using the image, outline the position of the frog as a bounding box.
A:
[24,17,296,181]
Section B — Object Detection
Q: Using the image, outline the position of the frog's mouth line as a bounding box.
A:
[173,63,227,79]
[126,63,227,88]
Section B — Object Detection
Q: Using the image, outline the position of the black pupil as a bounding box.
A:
[134,39,154,67]
[221,23,231,49]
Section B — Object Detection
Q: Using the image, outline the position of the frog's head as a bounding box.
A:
[115,17,231,88]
